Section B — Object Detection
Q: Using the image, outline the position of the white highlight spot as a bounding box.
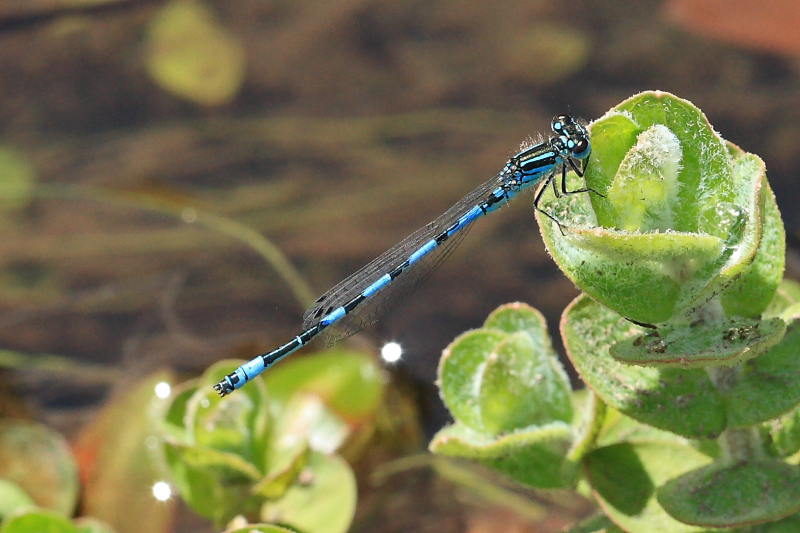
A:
[154,382,171,399]
[381,342,403,363]
[152,481,172,501]
[181,207,197,223]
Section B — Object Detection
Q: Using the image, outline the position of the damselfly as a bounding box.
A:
[215,114,592,396]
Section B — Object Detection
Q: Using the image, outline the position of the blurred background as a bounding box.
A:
[1,0,800,532]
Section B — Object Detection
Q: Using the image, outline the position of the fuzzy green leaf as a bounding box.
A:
[585,442,712,533]
[539,91,768,326]
[564,295,800,437]
[438,303,572,436]
[562,294,726,438]
[439,329,508,432]
[478,331,572,433]
[429,420,572,488]
[610,316,785,368]
[658,460,800,527]
[721,151,785,318]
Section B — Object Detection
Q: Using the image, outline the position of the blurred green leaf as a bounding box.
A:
[260,452,355,533]
[162,440,262,526]
[188,360,271,469]
[0,479,35,522]
[478,331,571,434]
[764,279,800,319]
[0,147,35,213]
[0,510,77,533]
[263,350,385,421]
[252,439,309,500]
[73,518,118,533]
[562,513,616,533]
[144,0,246,106]
[73,373,173,533]
[226,525,298,533]
[763,402,800,458]
[275,393,349,455]
[0,420,78,516]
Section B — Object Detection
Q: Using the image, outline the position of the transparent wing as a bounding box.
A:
[303,171,506,346]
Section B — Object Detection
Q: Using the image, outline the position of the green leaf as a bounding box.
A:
[262,350,385,421]
[74,373,173,533]
[725,324,800,428]
[429,421,572,488]
[163,439,262,481]
[0,510,77,533]
[562,294,726,438]
[720,154,785,318]
[609,316,785,368]
[252,439,309,500]
[0,421,79,517]
[226,526,298,533]
[594,92,734,232]
[159,381,196,442]
[73,518,118,533]
[274,393,350,454]
[743,513,800,532]
[438,303,572,435]
[595,407,690,449]
[562,513,616,533]
[478,331,572,434]
[144,0,246,106]
[186,360,271,470]
[763,402,800,458]
[658,460,800,527]
[260,453,356,533]
[563,295,800,437]
[563,391,607,477]
[0,147,35,214]
[584,442,712,533]
[162,440,262,526]
[0,479,35,521]
[763,279,800,319]
[538,91,768,326]
[438,328,508,431]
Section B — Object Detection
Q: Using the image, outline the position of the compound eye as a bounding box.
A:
[570,137,590,159]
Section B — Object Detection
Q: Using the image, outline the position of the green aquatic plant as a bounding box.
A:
[157,350,384,532]
[432,91,800,532]
[0,420,119,533]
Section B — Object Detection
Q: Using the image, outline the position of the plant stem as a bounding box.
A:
[707,365,765,462]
